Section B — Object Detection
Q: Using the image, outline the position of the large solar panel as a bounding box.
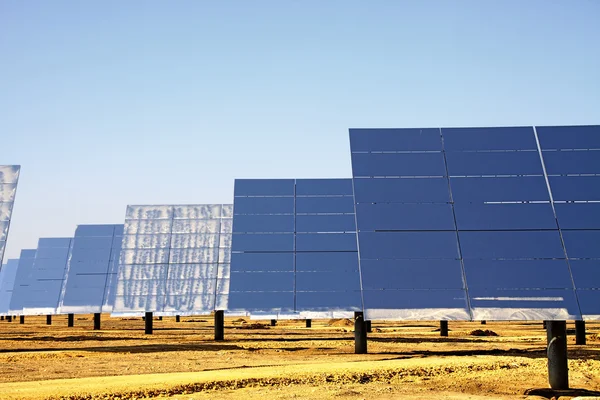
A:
[58,224,124,314]
[0,165,20,266]
[20,238,73,315]
[0,259,19,315]
[350,129,469,320]
[349,127,592,321]
[8,249,36,314]
[112,204,231,316]
[228,179,361,318]
[537,125,600,320]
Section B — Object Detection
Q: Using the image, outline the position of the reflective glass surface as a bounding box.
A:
[350,126,600,321]
[229,178,361,315]
[0,166,20,266]
[59,224,124,313]
[112,204,232,315]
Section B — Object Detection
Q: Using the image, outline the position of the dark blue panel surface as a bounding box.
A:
[72,237,113,249]
[70,247,112,262]
[296,233,357,251]
[360,259,463,289]
[231,233,294,252]
[543,151,600,175]
[114,225,125,236]
[229,272,294,292]
[296,291,362,310]
[459,231,565,259]
[537,125,600,149]
[562,230,600,259]
[295,196,355,214]
[227,291,294,311]
[296,215,356,233]
[454,202,557,230]
[232,215,294,233]
[356,203,455,231]
[75,225,116,237]
[445,151,543,176]
[296,271,360,291]
[576,290,600,316]
[549,176,600,201]
[358,231,459,259]
[363,289,468,309]
[464,259,573,289]
[349,128,442,152]
[295,252,359,272]
[351,153,446,177]
[569,260,600,288]
[450,176,550,202]
[35,247,70,259]
[230,253,294,272]
[234,179,295,196]
[68,261,110,274]
[469,288,580,313]
[555,203,600,229]
[442,127,536,151]
[233,197,294,215]
[38,238,71,248]
[295,179,353,195]
[353,178,450,203]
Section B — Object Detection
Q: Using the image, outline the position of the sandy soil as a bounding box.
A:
[0,315,598,399]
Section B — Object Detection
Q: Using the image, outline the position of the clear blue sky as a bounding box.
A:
[1,1,599,260]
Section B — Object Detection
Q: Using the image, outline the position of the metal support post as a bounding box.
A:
[93,313,101,330]
[440,320,449,337]
[575,320,586,345]
[354,311,367,354]
[145,312,153,335]
[547,321,569,390]
[214,310,224,341]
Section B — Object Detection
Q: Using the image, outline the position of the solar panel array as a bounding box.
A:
[349,126,599,321]
[0,165,20,266]
[0,259,19,315]
[537,126,600,320]
[9,249,36,314]
[229,179,361,318]
[59,224,124,314]
[21,238,73,315]
[112,205,232,316]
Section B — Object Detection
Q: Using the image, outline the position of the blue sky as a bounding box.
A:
[1,1,599,260]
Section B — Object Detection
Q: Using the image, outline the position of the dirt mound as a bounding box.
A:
[231,318,247,325]
[327,318,354,327]
[589,333,600,342]
[469,329,499,337]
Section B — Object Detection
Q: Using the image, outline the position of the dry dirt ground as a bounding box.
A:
[0,315,598,399]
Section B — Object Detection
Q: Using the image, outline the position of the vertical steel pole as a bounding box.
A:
[547,321,569,390]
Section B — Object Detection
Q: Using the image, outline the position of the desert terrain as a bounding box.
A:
[0,315,598,399]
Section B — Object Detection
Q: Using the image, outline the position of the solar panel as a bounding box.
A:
[21,238,73,315]
[0,259,19,315]
[0,165,20,266]
[112,204,231,316]
[350,129,469,320]
[537,125,600,320]
[349,126,593,321]
[8,249,36,314]
[58,224,124,314]
[228,179,361,318]
[536,126,600,320]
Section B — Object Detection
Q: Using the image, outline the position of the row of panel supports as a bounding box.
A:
[352,316,578,391]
